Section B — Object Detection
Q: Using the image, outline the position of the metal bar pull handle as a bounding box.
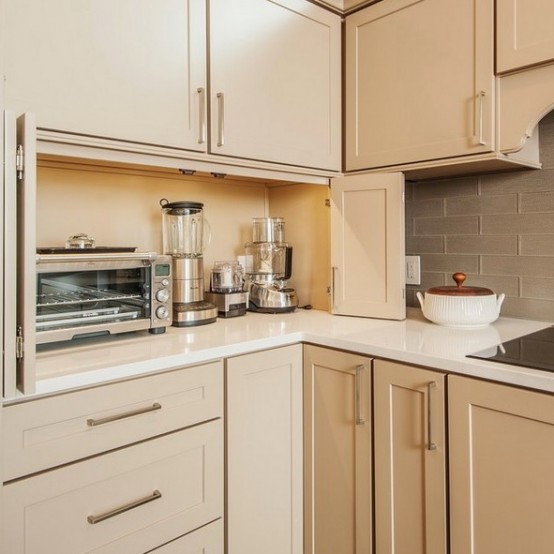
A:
[216,92,225,147]
[197,87,206,144]
[331,266,337,310]
[427,382,437,451]
[477,90,486,146]
[87,490,162,524]
[86,402,162,427]
[355,364,366,425]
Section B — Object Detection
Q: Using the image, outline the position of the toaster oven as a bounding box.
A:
[35,251,172,345]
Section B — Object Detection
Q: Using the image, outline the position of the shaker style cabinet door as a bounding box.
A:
[303,345,372,554]
[373,360,447,554]
[208,0,341,170]
[345,0,494,170]
[2,0,207,151]
[497,0,554,73]
[330,172,405,320]
[448,376,554,554]
[226,345,303,554]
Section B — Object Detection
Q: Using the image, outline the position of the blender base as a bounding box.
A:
[172,301,218,327]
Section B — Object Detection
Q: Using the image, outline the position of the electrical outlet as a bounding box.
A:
[405,255,421,285]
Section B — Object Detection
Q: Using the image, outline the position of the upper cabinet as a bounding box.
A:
[2,0,341,172]
[497,0,554,74]
[2,0,207,152]
[345,0,495,171]
[208,0,341,171]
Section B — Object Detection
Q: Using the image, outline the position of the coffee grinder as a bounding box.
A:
[244,217,298,313]
[160,199,217,326]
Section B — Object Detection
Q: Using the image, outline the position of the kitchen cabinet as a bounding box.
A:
[2,0,340,172]
[330,172,405,320]
[1,361,224,553]
[151,519,223,553]
[226,344,303,554]
[373,360,447,554]
[345,0,494,171]
[2,422,223,554]
[209,0,341,170]
[448,375,554,554]
[2,0,207,153]
[303,345,372,554]
[497,0,554,74]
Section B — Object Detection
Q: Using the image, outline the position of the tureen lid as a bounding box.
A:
[426,272,494,296]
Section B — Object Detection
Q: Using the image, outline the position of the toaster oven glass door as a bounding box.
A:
[36,267,151,335]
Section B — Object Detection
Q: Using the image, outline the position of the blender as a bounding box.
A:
[160,199,217,326]
[244,217,298,313]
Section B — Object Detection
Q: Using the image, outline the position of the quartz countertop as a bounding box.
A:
[12,308,554,402]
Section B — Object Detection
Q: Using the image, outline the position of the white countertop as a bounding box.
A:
[13,308,554,402]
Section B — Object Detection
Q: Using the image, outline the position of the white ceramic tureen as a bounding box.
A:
[416,272,505,329]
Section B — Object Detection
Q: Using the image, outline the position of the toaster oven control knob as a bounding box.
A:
[156,289,170,303]
[161,278,170,287]
[156,306,170,319]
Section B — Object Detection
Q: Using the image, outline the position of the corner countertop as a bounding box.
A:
[13,308,554,402]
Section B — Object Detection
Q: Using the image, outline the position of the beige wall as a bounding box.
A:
[406,112,554,322]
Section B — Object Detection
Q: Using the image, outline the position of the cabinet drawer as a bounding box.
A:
[2,420,223,554]
[152,519,223,553]
[3,361,223,480]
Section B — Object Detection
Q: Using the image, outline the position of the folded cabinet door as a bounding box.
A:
[330,172,405,320]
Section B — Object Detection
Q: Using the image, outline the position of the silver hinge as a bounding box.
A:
[16,326,24,359]
[16,144,24,180]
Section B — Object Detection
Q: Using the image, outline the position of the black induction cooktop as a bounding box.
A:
[467,326,554,373]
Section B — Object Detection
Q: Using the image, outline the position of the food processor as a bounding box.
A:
[243,217,298,313]
[205,260,249,318]
[160,199,217,326]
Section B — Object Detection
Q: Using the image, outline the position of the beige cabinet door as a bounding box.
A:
[345,0,494,170]
[374,360,447,554]
[209,0,341,170]
[2,0,207,151]
[449,375,554,554]
[303,345,372,554]
[330,173,405,320]
[226,344,303,554]
[497,0,554,73]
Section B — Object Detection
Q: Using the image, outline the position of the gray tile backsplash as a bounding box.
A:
[406,113,554,322]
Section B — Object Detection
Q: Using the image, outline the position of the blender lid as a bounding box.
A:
[160,199,204,212]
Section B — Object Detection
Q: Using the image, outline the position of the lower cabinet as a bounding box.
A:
[151,519,223,553]
[373,360,447,554]
[226,344,303,554]
[303,345,372,554]
[448,375,554,554]
[2,421,223,554]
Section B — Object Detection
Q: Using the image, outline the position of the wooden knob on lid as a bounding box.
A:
[452,272,467,288]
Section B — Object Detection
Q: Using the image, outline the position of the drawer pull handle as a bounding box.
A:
[355,364,366,425]
[86,402,162,427]
[427,382,437,451]
[87,490,162,524]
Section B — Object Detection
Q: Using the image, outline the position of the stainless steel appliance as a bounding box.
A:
[160,199,217,327]
[205,260,248,318]
[244,217,298,313]
[467,326,554,373]
[35,249,172,345]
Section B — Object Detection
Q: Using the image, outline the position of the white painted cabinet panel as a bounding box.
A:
[497,0,554,73]
[226,344,303,554]
[330,172,405,320]
[151,519,223,553]
[345,0,494,170]
[2,0,207,152]
[2,421,223,554]
[209,0,341,170]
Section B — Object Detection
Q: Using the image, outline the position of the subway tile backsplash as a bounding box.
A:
[406,112,554,322]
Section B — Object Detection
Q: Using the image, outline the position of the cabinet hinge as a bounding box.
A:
[16,144,24,180]
[16,326,24,359]
[325,199,330,207]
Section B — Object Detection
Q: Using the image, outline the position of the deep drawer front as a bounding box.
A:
[152,519,223,553]
[2,420,223,554]
[3,361,223,481]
